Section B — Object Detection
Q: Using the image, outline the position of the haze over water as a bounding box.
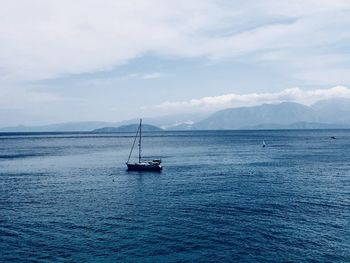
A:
[1,130,349,262]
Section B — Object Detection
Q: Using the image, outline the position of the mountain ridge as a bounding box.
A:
[193,102,319,130]
[93,124,162,133]
[1,98,350,132]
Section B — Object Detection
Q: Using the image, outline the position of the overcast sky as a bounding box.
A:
[1,0,350,126]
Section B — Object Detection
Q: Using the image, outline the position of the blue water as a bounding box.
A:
[0,130,349,262]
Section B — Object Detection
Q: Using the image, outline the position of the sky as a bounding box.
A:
[1,0,350,127]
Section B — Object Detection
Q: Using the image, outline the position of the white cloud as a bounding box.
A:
[79,71,164,86]
[1,0,350,126]
[0,0,349,81]
[141,72,164,79]
[156,86,350,113]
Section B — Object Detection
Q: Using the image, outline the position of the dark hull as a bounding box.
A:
[126,163,162,171]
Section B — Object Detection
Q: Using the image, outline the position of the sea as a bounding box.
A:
[0,130,349,262]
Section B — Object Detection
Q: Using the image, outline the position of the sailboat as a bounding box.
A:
[262,140,266,148]
[126,119,162,171]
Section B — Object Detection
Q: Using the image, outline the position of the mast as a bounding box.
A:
[138,118,142,163]
[127,123,140,163]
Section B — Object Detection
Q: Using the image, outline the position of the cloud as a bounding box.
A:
[141,72,164,79]
[1,1,350,126]
[0,0,349,81]
[156,86,350,113]
[78,71,164,87]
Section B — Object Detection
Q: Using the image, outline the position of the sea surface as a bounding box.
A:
[0,130,349,262]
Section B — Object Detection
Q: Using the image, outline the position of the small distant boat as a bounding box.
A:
[126,119,162,171]
[262,140,266,148]
[330,136,337,140]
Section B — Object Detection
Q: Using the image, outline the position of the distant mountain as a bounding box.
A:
[0,121,118,132]
[2,98,350,132]
[0,112,209,132]
[114,113,209,130]
[93,124,162,133]
[242,122,350,130]
[167,122,195,130]
[193,102,319,130]
[311,98,350,123]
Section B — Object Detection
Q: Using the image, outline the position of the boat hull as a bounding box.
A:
[126,163,162,171]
